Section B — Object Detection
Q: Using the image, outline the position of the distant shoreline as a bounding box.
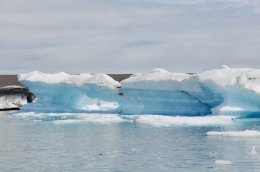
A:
[0,75,24,87]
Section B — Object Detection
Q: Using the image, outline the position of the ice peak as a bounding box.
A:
[221,65,230,69]
[19,71,120,89]
[87,73,121,89]
[150,68,169,73]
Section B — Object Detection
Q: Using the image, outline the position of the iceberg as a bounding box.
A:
[18,69,222,116]
[18,66,260,117]
[199,66,260,117]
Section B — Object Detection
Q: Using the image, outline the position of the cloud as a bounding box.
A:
[0,0,259,74]
[144,0,259,6]
[144,0,260,12]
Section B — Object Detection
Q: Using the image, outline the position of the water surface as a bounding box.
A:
[0,112,260,172]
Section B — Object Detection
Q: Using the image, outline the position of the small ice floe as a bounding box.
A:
[124,115,234,127]
[215,160,232,165]
[250,146,258,155]
[53,114,126,125]
[207,129,260,137]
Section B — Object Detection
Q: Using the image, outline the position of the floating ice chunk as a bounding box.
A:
[215,160,232,165]
[56,114,125,124]
[13,113,236,126]
[13,112,126,124]
[207,130,260,137]
[19,67,260,116]
[123,115,234,127]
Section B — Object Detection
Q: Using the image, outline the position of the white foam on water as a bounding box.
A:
[207,130,260,137]
[123,115,234,127]
[215,160,232,165]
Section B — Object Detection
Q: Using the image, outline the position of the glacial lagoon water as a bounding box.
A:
[1,112,260,172]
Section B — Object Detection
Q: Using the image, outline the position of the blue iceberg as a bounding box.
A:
[18,69,219,116]
[18,66,260,117]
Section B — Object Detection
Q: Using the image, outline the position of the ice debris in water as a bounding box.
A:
[215,160,232,165]
[12,113,236,126]
[207,130,260,137]
[124,115,234,127]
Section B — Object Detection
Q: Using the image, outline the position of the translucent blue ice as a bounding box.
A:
[19,67,260,117]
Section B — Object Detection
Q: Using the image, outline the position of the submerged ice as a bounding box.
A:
[18,66,260,117]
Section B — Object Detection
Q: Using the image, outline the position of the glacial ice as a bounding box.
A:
[120,68,222,115]
[199,66,260,117]
[0,95,27,109]
[18,66,260,117]
[0,86,34,110]
[19,71,120,89]
[18,69,222,115]
[19,71,121,113]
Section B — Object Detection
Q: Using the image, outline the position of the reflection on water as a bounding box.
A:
[0,112,260,172]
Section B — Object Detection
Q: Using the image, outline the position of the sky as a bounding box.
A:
[0,0,260,74]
